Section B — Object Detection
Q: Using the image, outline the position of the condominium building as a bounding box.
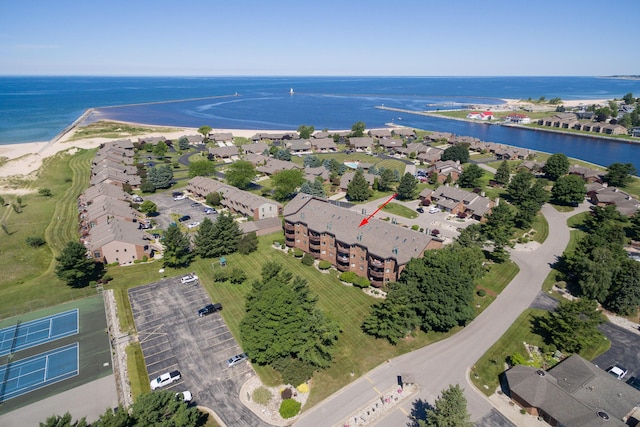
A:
[283,194,442,287]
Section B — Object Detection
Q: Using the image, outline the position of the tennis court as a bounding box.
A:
[0,309,78,357]
[0,342,79,402]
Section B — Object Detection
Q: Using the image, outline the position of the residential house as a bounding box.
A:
[424,131,453,143]
[466,111,494,120]
[588,186,640,216]
[368,129,392,139]
[504,113,531,124]
[241,142,269,155]
[91,158,137,176]
[348,137,374,151]
[312,131,331,139]
[378,138,403,151]
[209,132,234,144]
[494,146,531,160]
[137,136,166,146]
[427,160,464,184]
[420,185,494,221]
[79,183,129,207]
[504,354,640,427]
[89,167,141,188]
[392,128,416,138]
[209,145,239,161]
[310,137,338,152]
[187,176,283,220]
[283,194,442,287]
[81,197,140,230]
[568,165,603,183]
[416,147,444,164]
[251,132,299,143]
[339,171,376,192]
[304,166,330,183]
[85,217,154,265]
[183,134,204,145]
[631,127,640,138]
[601,124,628,135]
[538,113,579,127]
[256,158,302,176]
[287,139,313,155]
[517,160,546,174]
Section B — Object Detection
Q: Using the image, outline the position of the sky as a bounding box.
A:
[1,0,639,76]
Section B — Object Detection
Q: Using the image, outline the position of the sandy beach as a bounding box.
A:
[0,97,613,186]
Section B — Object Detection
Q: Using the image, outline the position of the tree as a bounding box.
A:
[299,179,325,197]
[272,169,305,201]
[441,145,469,163]
[129,390,204,427]
[140,181,156,193]
[551,174,586,205]
[493,160,511,186]
[361,282,419,344]
[346,169,371,202]
[377,168,397,191]
[303,154,321,168]
[152,140,168,158]
[604,162,637,187]
[422,384,473,427]
[197,213,242,258]
[323,158,346,176]
[147,165,173,189]
[197,125,212,140]
[194,217,216,258]
[40,412,88,427]
[188,159,216,178]
[507,169,535,205]
[396,172,417,200]
[482,202,515,260]
[225,160,256,189]
[205,192,221,207]
[139,200,158,216]
[237,231,258,255]
[350,121,366,137]
[55,242,96,287]
[457,164,483,188]
[297,124,315,139]
[274,148,292,161]
[162,224,193,267]
[543,153,570,180]
[623,92,635,105]
[536,299,604,353]
[605,259,640,315]
[177,136,190,150]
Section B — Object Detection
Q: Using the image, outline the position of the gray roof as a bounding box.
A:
[85,197,139,223]
[210,132,234,141]
[506,355,640,427]
[87,217,149,250]
[311,137,338,150]
[256,158,301,175]
[368,128,392,138]
[349,137,374,148]
[209,145,239,157]
[187,177,282,213]
[283,194,434,264]
[241,142,269,154]
[287,140,312,151]
[81,183,128,204]
[339,172,375,189]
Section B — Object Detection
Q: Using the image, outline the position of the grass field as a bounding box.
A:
[69,121,182,141]
[0,149,98,320]
[473,261,519,314]
[382,202,418,219]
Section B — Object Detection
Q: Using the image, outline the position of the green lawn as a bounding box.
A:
[474,261,519,314]
[382,202,418,219]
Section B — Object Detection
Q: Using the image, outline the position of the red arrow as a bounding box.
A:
[359,193,397,227]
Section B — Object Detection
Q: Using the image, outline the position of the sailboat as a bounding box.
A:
[290,88,294,95]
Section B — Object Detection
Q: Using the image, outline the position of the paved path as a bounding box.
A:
[294,203,580,427]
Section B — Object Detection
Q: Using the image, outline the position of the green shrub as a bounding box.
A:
[142,255,148,262]
[229,267,247,284]
[301,253,315,266]
[102,275,113,282]
[252,386,272,405]
[213,269,230,283]
[352,276,370,288]
[38,188,52,197]
[293,248,304,258]
[25,236,45,247]
[279,399,301,419]
[272,356,315,386]
[133,259,141,264]
[477,289,486,297]
[339,271,357,283]
[318,260,332,270]
[411,224,419,231]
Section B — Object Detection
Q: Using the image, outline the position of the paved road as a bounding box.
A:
[294,203,577,427]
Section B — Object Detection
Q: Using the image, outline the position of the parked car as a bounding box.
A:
[227,352,248,367]
[191,202,200,207]
[181,274,198,284]
[132,196,143,203]
[172,192,183,197]
[176,391,192,403]
[198,303,222,317]
[416,207,424,214]
[429,207,440,214]
[178,215,191,222]
[627,377,640,391]
[150,370,181,390]
[173,195,186,201]
[204,208,217,214]
[606,364,628,380]
[187,221,200,229]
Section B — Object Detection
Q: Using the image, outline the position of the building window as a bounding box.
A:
[321,250,326,254]
[124,248,127,252]
[386,268,390,273]
[115,249,119,252]
[93,251,100,258]
[351,264,355,267]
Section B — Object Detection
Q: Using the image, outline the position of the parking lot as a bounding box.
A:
[128,277,268,426]
[142,192,218,231]
[593,323,640,385]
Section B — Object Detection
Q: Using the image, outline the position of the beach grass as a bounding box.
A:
[68,121,182,141]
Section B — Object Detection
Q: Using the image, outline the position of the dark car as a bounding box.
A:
[178,215,191,222]
[627,377,640,391]
[198,303,222,317]
[416,207,424,213]
[191,202,200,207]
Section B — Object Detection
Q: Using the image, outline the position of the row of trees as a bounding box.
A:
[362,244,484,343]
[240,262,341,385]
[346,169,417,202]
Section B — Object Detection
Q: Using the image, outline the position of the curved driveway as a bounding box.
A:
[294,203,580,426]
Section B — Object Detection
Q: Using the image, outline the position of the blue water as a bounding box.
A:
[2,76,640,170]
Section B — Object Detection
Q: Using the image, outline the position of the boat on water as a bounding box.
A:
[290,88,294,95]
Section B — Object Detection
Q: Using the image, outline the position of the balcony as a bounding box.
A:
[310,246,320,255]
[369,257,384,268]
[368,267,385,279]
[284,223,295,232]
[336,262,350,272]
[285,227,295,235]
[369,276,384,288]
[309,241,320,250]
[309,234,320,244]
[336,241,350,252]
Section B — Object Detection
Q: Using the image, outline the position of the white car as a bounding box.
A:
[429,207,441,214]
[173,195,186,201]
[176,391,192,403]
[187,221,200,229]
[606,365,628,379]
[181,274,198,284]
[150,370,181,390]
[227,353,248,367]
